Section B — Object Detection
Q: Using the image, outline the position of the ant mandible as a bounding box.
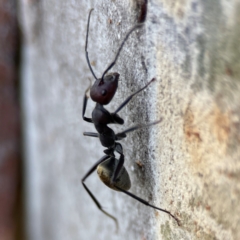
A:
[81,9,180,229]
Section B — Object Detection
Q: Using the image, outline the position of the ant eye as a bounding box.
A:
[104,75,113,82]
[101,89,107,96]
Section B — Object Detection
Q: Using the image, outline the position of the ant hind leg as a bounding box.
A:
[82,155,119,230]
[115,186,180,226]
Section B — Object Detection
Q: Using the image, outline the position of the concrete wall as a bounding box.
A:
[19,0,240,239]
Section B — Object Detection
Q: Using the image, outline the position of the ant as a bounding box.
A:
[81,9,180,229]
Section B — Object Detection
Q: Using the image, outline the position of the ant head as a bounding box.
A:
[90,72,119,105]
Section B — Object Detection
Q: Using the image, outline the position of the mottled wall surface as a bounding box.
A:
[146,0,240,239]
[19,0,240,240]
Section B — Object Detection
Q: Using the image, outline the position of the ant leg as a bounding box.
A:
[115,119,162,140]
[102,143,124,184]
[111,154,124,184]
[115,186,180,226]
[111,143,124,183]
[114,78,156,114]
[82,155,118,230]
[103,143,122,157]
[82,155,109,182]
[115,142,123,155]
[82,80,93,123]
[83,132,99,138]
[110,113,124,125]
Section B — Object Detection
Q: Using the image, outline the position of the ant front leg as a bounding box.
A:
[82,80,93,123]
[113,78,156,116]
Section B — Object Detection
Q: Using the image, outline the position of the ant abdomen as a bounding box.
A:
[97,158,131,191]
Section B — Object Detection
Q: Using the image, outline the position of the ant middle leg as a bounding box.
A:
[83,132,99,138]
[83,119,162,145]
[116,119,162,140]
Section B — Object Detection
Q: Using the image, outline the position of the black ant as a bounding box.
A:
[81,9,180,229]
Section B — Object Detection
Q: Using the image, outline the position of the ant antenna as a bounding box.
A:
[85,8,98,81]
[101,23,143,81]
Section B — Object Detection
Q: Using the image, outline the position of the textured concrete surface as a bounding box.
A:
[20,0,240,239]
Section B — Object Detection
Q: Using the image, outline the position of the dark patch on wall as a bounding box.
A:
[0,0,23,239]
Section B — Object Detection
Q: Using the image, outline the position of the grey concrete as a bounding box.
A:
[19,0,240,239]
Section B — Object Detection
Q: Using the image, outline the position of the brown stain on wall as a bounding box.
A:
[183,103,231,169]
[183,101,240,238]
[161,0,190,20]
[212,108,230,144]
